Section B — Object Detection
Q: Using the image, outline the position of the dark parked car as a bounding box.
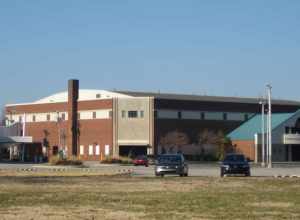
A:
[155,154,188,177]
[220,154,250,177]
[133,155,149,167]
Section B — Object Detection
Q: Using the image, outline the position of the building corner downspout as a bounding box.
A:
[254,133,258,163]
[112,97,119,157]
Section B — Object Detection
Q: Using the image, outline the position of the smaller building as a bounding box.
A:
[228,110,300,162]
[0,123,35,161]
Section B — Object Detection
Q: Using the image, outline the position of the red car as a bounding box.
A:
[133,155,149,167]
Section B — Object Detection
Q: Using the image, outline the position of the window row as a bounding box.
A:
[156,110,253,121]
[79,144,110,156]
[8,110,112,123]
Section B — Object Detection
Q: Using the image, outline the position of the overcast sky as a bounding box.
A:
[1,0,300,114]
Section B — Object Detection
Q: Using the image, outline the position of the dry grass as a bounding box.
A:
[0,175,300,220]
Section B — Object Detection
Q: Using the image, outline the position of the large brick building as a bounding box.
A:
[2,81,300,161]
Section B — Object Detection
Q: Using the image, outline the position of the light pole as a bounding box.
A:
[56,111,61,150]
[266,84,272,168]
[259,100,265,167]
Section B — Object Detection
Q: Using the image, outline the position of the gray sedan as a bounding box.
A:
[155,154,188,177]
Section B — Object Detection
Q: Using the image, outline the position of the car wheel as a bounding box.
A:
[245,172,251,177]
[145,165,149,167]
[184,173,188,177]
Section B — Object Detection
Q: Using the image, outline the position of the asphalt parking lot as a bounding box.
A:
[1,162,300,177]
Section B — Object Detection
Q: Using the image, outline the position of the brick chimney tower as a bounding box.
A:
[68,79,79,157]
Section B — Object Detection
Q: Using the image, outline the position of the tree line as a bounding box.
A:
[159,129,234,160]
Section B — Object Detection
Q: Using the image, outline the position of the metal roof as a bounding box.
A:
[116,90,300,106]
[227,111,299,140]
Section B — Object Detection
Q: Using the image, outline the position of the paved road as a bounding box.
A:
[132,164,300,177]
[1,162,300,177]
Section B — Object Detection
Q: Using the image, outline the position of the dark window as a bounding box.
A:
[61,113,66,121]
[128,111,138,118]
[19,116,22,123]
[154,111,158,118]
[296,118,300,128]
[223,113,227,120]
[47,114,51,121]
[96,94,101,99]
[140,111,144,118]
[285,127,290,134]
[244,114,249,121]
[201,112,205,120]
[178,111,182,119]
[109,111,113,118]
[78,113,80,120]
[92,112,97,119]
[32,115,36,122]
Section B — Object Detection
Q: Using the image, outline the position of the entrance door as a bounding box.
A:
[119,146,147,157]
[52,146,59,156]
[292,145,300,161]
[0,146,10,161]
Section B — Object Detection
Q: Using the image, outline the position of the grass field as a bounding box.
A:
[0,173,300,220]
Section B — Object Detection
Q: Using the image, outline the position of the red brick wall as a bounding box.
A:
[23,119,113,161]
[77,119,113,161]
[232,140,255,161]
[6,99,113,113]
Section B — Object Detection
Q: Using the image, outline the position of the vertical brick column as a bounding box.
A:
[68,79,79,157]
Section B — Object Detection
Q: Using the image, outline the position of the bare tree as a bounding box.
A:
[215,130,233,160]
[198,129,233,160]
[0,107,6,126]
[198,129,219,152]
[160,130,190,154]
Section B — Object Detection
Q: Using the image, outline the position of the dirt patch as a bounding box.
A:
[249,202,293,208]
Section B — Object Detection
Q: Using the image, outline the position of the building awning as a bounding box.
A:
[0,136,33,144]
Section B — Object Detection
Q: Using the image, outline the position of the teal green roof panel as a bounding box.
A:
[228,112,296,140]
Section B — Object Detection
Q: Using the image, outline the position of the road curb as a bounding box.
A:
[274,175,300,178]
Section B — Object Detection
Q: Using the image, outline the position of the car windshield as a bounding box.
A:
[224,155,246,162]
[158,155,182,164]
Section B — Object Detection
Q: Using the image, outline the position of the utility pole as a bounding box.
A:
[266,84,272,168]
[259,101,265,167]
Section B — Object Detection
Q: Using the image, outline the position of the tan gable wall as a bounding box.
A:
[113,97,154,155]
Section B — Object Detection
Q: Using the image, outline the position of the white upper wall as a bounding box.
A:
[6,90,133,106]
[35,90,132,103]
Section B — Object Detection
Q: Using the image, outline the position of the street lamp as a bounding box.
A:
[259,100,266,167]
[266,84,272,168]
